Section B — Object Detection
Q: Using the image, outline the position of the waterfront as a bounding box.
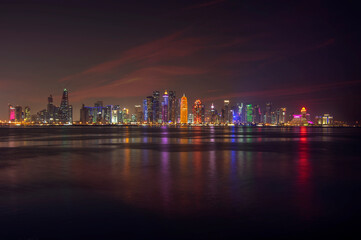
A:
[0,126,360,239]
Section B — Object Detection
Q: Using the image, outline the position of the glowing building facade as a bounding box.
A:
[15,106,23,122]
[222,100,230,124]
[152,91,161,123]
[134,105,143,123]
[24,106,31,122]
[180,94,188,124]
[9,105,15,122]
[59,89,72,123]
[168,91,177,123]
[193,99,203,124]
[290,107,312,126]
[146,96,154,123]
[162,90,169,123]
[246,104,253,123]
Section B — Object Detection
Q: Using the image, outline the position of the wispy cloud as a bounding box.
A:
[69,65,207,102]
[57,27,266,103]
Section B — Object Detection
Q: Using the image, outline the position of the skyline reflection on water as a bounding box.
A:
[0,126,360,239]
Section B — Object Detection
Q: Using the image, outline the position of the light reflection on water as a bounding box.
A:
[0,126,360,238]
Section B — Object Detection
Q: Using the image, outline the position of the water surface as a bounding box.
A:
[0,126,360,239]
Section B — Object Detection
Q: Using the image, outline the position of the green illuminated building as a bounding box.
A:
[246,104,253,123]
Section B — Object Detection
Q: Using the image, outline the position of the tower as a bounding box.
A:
[146,96,154,123]
[180,94,188,124]
[265,102,272,124]
[143,99,148,122]
[162,90,169,123]
[8,105,15,122]
[15,106,23,122]
[246,104,253,123]
[152,91,160,123]
[59,89,70,123]
[24,106,31,122]
[168,91,176,123]
[222,100,230,123]
[193,99,202,124]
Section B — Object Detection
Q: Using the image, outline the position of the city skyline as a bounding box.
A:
[5,87,342,126]
[1,1,361,121]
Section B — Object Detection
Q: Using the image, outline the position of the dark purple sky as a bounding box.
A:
[1,0,360,121]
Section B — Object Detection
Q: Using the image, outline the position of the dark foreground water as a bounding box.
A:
[0,126,360,239]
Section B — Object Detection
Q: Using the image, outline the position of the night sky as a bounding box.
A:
[1,0,360,122]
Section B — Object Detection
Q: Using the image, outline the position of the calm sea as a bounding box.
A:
[0,126,360,239]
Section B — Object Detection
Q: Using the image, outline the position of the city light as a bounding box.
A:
[2,88,352,127]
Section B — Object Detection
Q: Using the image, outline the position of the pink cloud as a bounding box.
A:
[59,29,205,83]
[68,65,207,102]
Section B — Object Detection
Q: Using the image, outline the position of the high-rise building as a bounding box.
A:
[168,91,177,123]
[180,94,188,124]
[193,99,203,124]
[80,104,89,124]
[239,103,246,124]
[278,108,287,124]
[146,96,154,123]
[201,103,205,123]
[143,99,148,122]
[122,108,130,123]
[222,100,230,123]
[46,95,55,122]
[135,105,143,123]
[15,105,23,122]
[59,89,71,123]
[210,103,217,123]
[9,105,15,122]
[188,113,194,124]
[246,104,253,123]
[316,114,334,125]
[24,106,31,122]
[152,91,161,123]
[112,109,119,124]
[253,105,261,123]
[265,102,272,124]
[68,105,73,123]
[162,90,169,123]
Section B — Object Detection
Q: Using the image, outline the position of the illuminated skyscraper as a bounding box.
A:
[152,91,161,123]
[80,104,89,124]
[253,105,261,123]
[210,103,217,123]
[168,91,177,123]
[246,104,253,123]
[59,88,71,123]
[69,105,73,123]
[134,105,143,123]
[47,94,56,123]
[193,99,202,124]
[222,100,230,123]
[146,96,154,123]
[8,105,15,122]
[278,108,287,124]
[143,99,148,122]
[15,106,23,122]
[180,94,188,124]
[24,106,31,122]
[265,102,272,124]
[162,90,169,123]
